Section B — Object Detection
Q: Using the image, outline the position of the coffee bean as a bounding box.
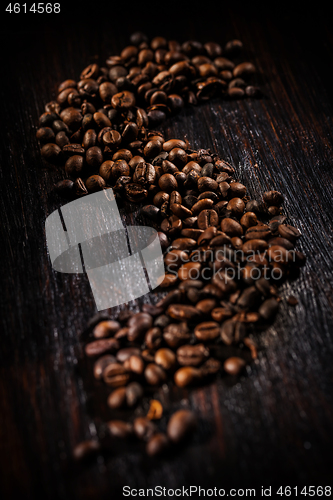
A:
[258,298,279,320]
[278,224,301,242]
[144,363,167,385]
[174,366,201,387]
[85,175,106,193]
[93,354,116,379]
[177,344,209,366]
[167,410,197,443]
[191,198,214,215]
[245,224,271,240]
[233,62,256,78]
[194,321,220,341]
[126,382,144,407]
[107,420,133,439]
[224,357,246,375]
[197,177,218,192]
[125,183,148,202]
[116,347,141,363]
[163,322,191,348]
[263,190,284,206]
[107,387,127,409]
[146,433,169,456]
[171,237,196,250]
[103,363,130,387]
[134,417,157,441]
[240,211,258,229]
[85,338,119,357]
[227,197,245,217]
[93,320,120,339]
[127,312,153,341]
[197,209,219,229]
[158,173,178,192]
[178,262,202,281]
[170,203,193,219]
[73,440,100,461]
[127,355,145,375]
[41,143,62,163]
[111,91,136,109]
[86,146,103,168]
[155,348,176,370]
[221,218,243,237]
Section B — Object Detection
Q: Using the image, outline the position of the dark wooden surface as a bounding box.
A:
[1,4,333,499]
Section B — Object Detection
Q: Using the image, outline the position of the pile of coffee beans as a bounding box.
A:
[36,32,260,198]
[36,33,305,460]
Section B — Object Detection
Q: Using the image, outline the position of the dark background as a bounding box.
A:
[1,2,333,499]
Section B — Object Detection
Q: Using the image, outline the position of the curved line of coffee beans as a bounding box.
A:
[36,32,305,461]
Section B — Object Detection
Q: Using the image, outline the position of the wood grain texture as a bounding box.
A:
[1,4,333,499]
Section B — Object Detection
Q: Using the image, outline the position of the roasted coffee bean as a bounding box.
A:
[54,179,74,197]
[268,237,294,250]
[153,191,170,207]
[233,62,256,78]
[258,298,279,320]
[86,146,103,168]
[174,366,201,387]
[163,139,187,151]
[220,319,246,345]
[111,91,136,109]
[41,143,62,163]
[194,321,220,341]
[126,382,144,407]
[85,175,106,192]
[224,357,246,375]
[170,203,192,219]
[155,348,176,370]
[197,177,218,192]
[73,440,101,461]
[263,190,284,206]
[198,356,220,376]
[240,211,258,229]
[237,286,260,309]
[145,327,163,350]
[93,320,121,339]
[171,237,196,250]
[144,363,167,385]
[196,298,217,315]
[166,304,200,321]
[36,127,55,143]
[245,224,271,240]
[177,344,209,366]
[197,209,219,229]
[191,198,214,215]
[116,347,141,363]
[146,433,169,456]
[158,173,178,192]
[163,322,191,348]
[127,355,145,375]
[125,183,148,202]
[278,224,301,242]
[242,239,268,254]
[178,262,202,281]
[127,312,153,341]
[167,410,197,443]
[134,417,157,441]
[221,218,243,237]
[227,197,245,217]
[107,420,133,439]
[107,387,127,409]
[103,363,130,387]
[85,338,119,356]
[93,354,116,380]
